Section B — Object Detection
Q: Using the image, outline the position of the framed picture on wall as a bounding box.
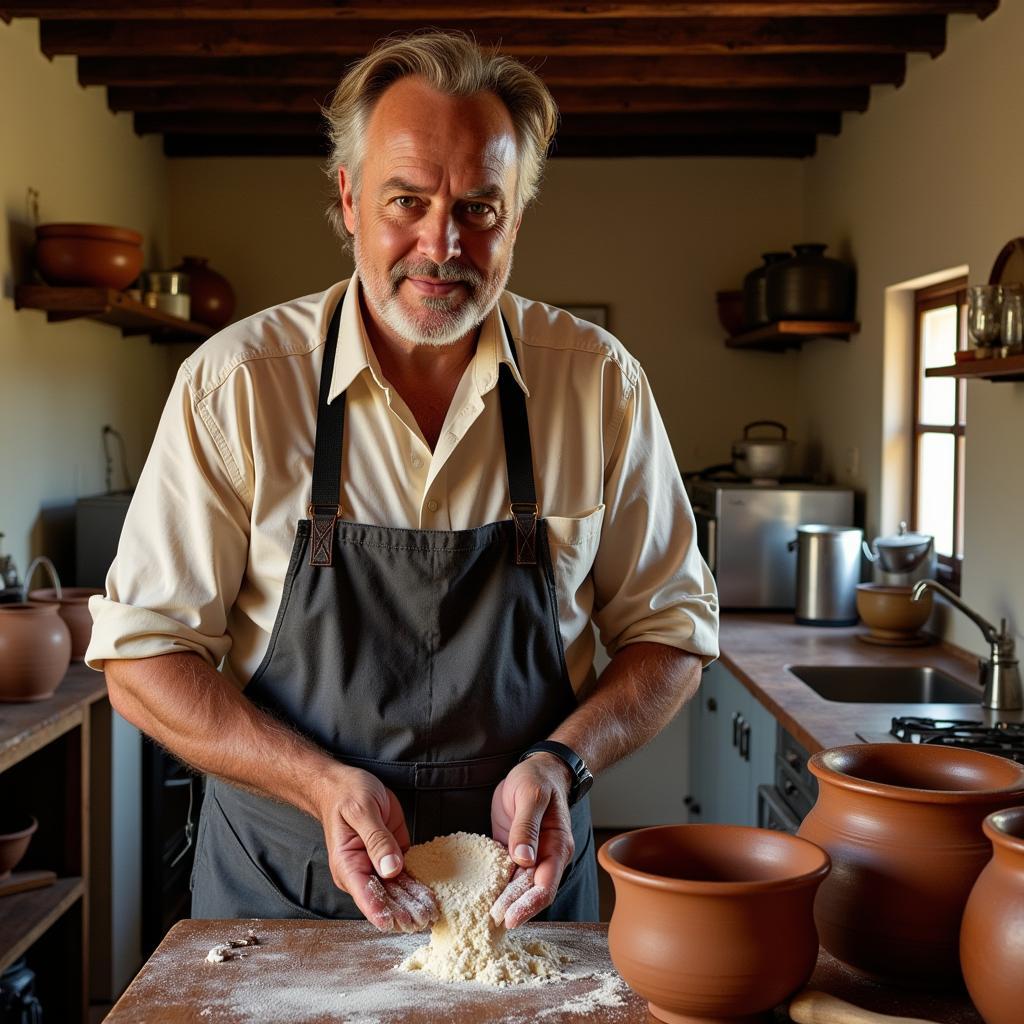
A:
[562,304,609,329]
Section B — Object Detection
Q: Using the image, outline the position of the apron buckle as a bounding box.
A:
[308,503,341,567]
[509,502,538,566]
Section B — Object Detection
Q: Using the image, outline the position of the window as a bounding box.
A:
[911,277,967,591]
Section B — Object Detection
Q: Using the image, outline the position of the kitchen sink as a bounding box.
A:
[787,665,980,704]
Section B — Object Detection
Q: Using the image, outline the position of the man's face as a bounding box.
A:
[339,77,522,348]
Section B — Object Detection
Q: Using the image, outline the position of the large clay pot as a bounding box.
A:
[765,242,855,321]
[598,824,830,1023]
[798,744,1024,988]
[28,587,103,661]
[961,806,1024,1024]
[173,256,235,328]
[0,603,71,702]
[35,223,143,290]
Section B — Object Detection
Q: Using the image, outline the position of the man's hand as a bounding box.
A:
[313,764,439,933]
[489,754,575,929]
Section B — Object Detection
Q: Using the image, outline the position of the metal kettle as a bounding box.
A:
[863,522,936,585]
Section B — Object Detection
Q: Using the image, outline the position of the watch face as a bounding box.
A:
[572,771,594,805]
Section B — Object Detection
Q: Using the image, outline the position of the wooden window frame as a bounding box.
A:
[910,277,967,593]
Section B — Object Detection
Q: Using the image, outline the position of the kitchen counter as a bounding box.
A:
[718,612,1022,754]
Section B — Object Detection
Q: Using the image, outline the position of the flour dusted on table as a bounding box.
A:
[399,831,571,985]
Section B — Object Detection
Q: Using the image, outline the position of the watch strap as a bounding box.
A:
[518,740,593,806]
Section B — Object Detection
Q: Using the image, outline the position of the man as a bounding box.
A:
[86,32,718,933]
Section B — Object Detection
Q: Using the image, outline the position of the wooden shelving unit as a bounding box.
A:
[0,664,109,1022]
[725,319,859,352]
[14,285,212,344]
[926,352,1024,382]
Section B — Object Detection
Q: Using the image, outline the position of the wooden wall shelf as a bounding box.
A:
[926,353,1024,382]
[725,319,859,352]
[0,877,84,973]
[14,285,212,344]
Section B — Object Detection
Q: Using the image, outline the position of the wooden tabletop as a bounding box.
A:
[103,920,649,1023]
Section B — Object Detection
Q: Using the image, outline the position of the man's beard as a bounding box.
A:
[355,237,512,348]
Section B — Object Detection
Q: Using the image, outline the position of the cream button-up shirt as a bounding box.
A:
[86,275,719,694]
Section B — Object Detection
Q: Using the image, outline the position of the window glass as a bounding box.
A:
[919,306,957,426]
[916,432,955,557]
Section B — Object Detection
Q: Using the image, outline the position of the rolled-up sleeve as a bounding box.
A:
[85,365,251,671]
[591,366,719,664]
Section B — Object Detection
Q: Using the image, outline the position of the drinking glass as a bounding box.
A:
[1000,285,1024,345]
[967,285,1004,347]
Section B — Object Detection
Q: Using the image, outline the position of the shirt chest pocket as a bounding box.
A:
[544,504,606,628]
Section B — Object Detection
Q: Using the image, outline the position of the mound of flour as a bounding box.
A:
[398,832,570,986]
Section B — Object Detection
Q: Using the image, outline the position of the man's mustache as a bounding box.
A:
[389,260,484,292]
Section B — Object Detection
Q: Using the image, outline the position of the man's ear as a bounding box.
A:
[338,166,357,234]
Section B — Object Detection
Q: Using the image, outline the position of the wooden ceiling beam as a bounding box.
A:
[2,1,997,19]
[40,16,947,58]
[79,53,907,89]
[134,110,840,137]
[112,84,869,115]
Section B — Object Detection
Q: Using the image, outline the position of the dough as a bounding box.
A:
[398,832,569,986]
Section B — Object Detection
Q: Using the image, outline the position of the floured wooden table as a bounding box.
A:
[104,920,649,1023]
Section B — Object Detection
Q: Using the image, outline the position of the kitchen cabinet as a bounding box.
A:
[0,665,109,1023]
[686,660,775,827]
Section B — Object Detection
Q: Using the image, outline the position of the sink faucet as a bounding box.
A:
[912,579,1023,711]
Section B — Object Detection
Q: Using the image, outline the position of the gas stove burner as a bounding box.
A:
[890,716,1024,763]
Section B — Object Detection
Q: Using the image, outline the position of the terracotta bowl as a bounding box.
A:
[715,290,746,336]
[855,583,932,638]
[961,806,1024,1024]
[0,815,38,880]
[0,603,71,702]
[28,587,103,661]
[35,222,143,290]
[799,744,1024,988]
[598,824,830,1023]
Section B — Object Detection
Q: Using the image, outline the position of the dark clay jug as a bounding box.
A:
[742,252,790,328]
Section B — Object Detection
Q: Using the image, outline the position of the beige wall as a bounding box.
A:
[798,3,1024,655]
[168,155,807,475]
[1,19,171,585]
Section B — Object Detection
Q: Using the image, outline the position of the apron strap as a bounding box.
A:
[308,290,539,567]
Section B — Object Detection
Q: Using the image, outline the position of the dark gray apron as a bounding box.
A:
[190,292,599,923]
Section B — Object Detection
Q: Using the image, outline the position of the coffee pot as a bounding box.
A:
[863,522,936,586]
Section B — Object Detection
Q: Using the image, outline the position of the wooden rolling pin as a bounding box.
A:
[789,989,940,1024]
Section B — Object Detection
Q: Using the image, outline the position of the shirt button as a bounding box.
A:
[427,499,439,513]
[411,455,422,469]
[446,431,457,444]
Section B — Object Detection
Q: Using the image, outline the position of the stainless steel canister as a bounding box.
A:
[790,524,863,626]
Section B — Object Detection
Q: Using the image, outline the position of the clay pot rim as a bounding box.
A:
[856,583,923,596]
[36,222,143,245]
[597,824,831,895]
[810,744,1024,803]
[0,815,38,843]
[984,805,1024,851]
[28,587,104,605]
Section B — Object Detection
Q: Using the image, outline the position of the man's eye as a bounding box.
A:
[465,202,492,217]
[394,196,418,209]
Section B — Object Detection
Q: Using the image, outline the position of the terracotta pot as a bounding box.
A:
[0,603,71,702]
[856,583,933,638]
[0,815,38,879]
[715,290,745,336]
[598,824,830,1023]
[28,587,103,661]
[35,222,143,290]
[961,806,1024,1024]
[798,744,1024,988]
[173,256,235,328]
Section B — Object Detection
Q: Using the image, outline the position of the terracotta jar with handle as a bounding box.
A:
[798,744,1024,988]
[0,603,71,702]
[960,806,1024,1024]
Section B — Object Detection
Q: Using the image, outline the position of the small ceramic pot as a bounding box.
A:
[598,824,830,1023]
[0,603,71,702]
[28,587,103,661]
[0,815,38,879]
[961,806,1024,1024]
[799,744,1024,988]
[855,583,933,638]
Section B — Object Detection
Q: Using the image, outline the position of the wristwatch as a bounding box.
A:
[518,740,594,807]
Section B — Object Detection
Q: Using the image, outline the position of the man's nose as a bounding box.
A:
[417,207,461,266]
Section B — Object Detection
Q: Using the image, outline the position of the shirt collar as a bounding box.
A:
[326,271,529,404]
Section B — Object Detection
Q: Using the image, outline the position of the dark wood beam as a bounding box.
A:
[135,109,840,137]
[1,1,997,18]
[39,16,947,58]
[113,84,869,115]
[161,130,818,158]
[79,53,907,89]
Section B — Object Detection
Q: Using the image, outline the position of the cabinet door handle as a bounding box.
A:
[739,722,751,761]
[706,697,717,712]
[783,779,798,797]
[784,750,801,769]
[732,712,741,746]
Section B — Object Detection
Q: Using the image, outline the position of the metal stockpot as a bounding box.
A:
[789,525,863,626]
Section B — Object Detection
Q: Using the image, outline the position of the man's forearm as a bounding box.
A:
[549,641,702,775]
[105,652,339,819]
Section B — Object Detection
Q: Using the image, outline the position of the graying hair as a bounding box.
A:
[322,31,558,244]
